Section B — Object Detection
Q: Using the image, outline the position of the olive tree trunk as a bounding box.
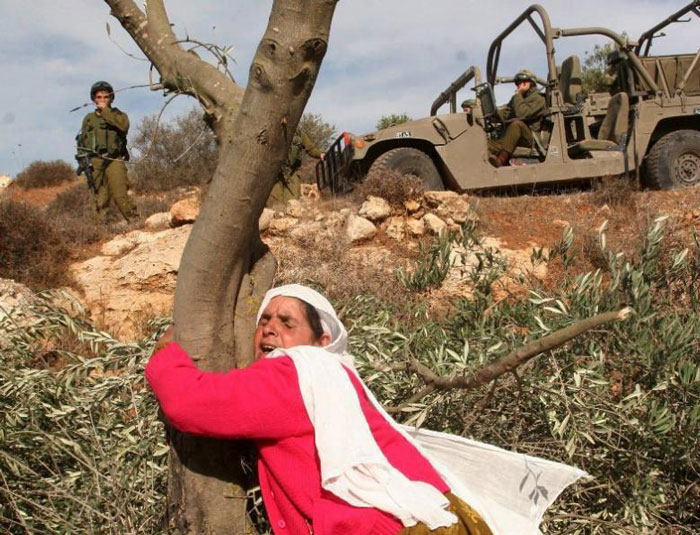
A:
[104,0,338,532]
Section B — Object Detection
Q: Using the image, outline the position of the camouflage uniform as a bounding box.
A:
[267,131,322,206]
[77,104,136,221]
[488,70,546,157]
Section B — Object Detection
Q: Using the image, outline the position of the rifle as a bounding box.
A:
[75,153,97,195]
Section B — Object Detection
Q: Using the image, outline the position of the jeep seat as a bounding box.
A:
[568,92,629,155]
[559,55,583,106]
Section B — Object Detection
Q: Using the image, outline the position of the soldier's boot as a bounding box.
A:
[488,151,511,168]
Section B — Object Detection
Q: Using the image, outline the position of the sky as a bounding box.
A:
[0,0,696,177]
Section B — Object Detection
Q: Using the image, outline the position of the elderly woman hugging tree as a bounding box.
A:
[146,284,587,535]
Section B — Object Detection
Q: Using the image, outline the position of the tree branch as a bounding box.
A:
[380,308,632,412]
[105,0,244,116]
[418,308,632,391]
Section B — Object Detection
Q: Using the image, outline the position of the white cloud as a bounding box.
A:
[0,0,696,176]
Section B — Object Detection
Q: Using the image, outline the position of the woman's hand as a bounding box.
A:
[153,325,174,353]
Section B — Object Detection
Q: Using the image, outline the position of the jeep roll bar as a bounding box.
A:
[486,4,661,97]
[636,0,700,57]
[430,66,482,116]
[486,4,557,87]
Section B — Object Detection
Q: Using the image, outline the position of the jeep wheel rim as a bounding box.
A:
[674,151,700,185]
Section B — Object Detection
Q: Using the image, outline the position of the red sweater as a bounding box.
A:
[146,343,449,535]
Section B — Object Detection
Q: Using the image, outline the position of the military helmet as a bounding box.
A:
[461,99,476,109]
[90,81,114,101]
[513,69,537,85]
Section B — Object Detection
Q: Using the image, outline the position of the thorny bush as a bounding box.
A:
[355,168,423,207]
[1,218,698,534]
[14,159,76,189]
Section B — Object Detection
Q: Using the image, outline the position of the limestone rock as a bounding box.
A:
[301,183,320,201]
[259,208,275,232]
[290,221,323,241]
[71,226,191,340]
[101,230,157,257]
[170,197,200,227]
[359,196,391,222]
[0,175,11,196]
[346,215,377,243]
[406,218,425,236]
[435,196,475,224]
[0,279,37,349]
[144,212,172,231]
[324,212,347,229]
[404,199,421,214]
[422,213,447,235]
[423,191,460,207]
[286,199,305,219]
[384,216,406,240]
[268,216,298,235]
[0,278,35,322]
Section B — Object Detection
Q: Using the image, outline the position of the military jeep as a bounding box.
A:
[317,2,700,192]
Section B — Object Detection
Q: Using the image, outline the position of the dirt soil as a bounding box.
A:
[4,178,82,207]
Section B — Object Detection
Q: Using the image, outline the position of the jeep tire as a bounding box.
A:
[369,148,444,191]
[644,130,700,189]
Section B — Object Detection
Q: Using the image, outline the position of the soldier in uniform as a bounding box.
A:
[461,99,476,113]
[267,130,324,206]
[76,81,136,221]
[487,69,546,167]
[461,99,476,126]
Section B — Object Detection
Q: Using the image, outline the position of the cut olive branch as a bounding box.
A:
[384,308,631,413]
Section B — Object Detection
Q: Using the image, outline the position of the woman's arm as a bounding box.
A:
[145,342,311,440]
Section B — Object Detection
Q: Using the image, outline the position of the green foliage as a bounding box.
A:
[1,217,698,534]
[130,108,218,193]
[346,217,699,534]
[0,293,170,534]
[396,231,453,291]
[376,113,412,130]
[298,113,336,151]
[15,160,75,189]
[581,35,628,96]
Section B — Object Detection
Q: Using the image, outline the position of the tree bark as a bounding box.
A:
[105,1,338,532]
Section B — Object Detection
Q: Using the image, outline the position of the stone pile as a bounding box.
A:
[66,186,545,339]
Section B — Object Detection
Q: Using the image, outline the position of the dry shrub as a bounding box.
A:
[45,184,178,248]
[591,175,638,207]
[45,184,110,245]
[354,168,423,206]
[15,159,76,189]
[0,199,72,289]
[274,229,414,306]
[130,108,218,193]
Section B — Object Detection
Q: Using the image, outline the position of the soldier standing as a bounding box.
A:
[267,130,323,206]
[76,81,136,221]
[487,69,545,167]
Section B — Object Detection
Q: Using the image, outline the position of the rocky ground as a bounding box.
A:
[2,177,699,339]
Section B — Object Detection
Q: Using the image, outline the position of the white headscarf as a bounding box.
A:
[257,284,588,534]
[257,283,348,356]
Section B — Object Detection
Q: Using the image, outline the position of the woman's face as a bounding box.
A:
[254,296,330,359]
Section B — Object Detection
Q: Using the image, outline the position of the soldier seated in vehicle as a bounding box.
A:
[487,69,546,168]
[461,99,476,126]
